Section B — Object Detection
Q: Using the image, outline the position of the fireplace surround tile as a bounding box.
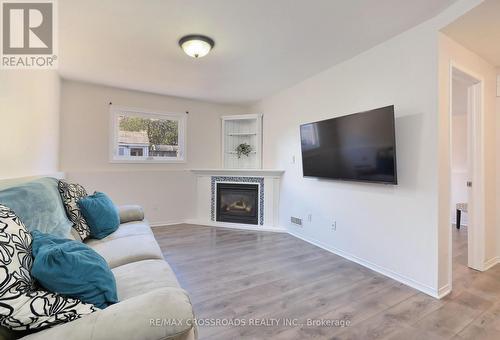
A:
[211,176,264,225]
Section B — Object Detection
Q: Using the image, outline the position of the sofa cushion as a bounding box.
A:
[0,178,73,238]
[0,205,96,331]
[86,234,163,269]
[112,259,180,301]
[57,180,91,241]
[78,192,119,239]
[19,288,196,340]
[31,231,118,309]
[99,220,153,241]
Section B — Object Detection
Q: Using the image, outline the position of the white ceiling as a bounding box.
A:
[59,0,458,104]
[442,0,500,67]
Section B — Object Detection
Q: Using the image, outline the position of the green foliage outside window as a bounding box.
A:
[119,116,178,146]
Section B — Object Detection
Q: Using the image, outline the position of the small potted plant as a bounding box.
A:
[235,143,253,158]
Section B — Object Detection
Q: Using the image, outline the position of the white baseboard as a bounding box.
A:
[483,256,500,271]
[149,221,185,228]
[437,284,451,299]
[150,219,286,233]
[288,230,441,299]
[184,219,287,233]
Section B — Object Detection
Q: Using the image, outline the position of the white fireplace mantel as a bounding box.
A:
[190,169,285,177]
[188,169,285,232]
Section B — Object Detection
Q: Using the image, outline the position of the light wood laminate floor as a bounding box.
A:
[152,224,500,340]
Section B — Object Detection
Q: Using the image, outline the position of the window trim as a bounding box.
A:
[109,105,187,163]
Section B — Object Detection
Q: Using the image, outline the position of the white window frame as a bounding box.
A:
[109,105,187,163]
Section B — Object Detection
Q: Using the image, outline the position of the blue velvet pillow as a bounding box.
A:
[0,177,73,238]
[31,230,118,309]
[77,192,120,239]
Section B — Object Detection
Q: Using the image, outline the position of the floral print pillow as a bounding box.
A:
[0,204,96,330]
[58,180,91,241]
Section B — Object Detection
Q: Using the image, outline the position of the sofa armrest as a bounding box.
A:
[22,288,196,340]
[118,205,144,224]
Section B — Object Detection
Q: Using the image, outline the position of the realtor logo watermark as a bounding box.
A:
[1,0,57,68]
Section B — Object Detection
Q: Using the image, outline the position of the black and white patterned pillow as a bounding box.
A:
[0,204,96,331]
[58,180,91,241]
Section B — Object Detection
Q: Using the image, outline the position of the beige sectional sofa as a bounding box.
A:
[2,205,197,340]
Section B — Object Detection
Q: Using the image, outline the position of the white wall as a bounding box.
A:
[59,80,248,225]
[0,71,61,179]
[249,0,481,297]
[451,79,468,225]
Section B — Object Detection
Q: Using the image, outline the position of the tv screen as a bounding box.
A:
[300,105,397,184]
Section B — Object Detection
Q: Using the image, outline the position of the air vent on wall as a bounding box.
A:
[290,216,302,226]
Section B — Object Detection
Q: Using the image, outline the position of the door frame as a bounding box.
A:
[448,61,485,274]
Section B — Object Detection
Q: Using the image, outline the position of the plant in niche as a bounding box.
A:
[235,143,253,158]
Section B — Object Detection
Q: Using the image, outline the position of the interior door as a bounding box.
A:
[466,82,483,270]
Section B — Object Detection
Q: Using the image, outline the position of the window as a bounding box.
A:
[130,148,144,157]
[110,106,186,162]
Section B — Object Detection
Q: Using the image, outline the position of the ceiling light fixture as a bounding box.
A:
[179,34,215,58]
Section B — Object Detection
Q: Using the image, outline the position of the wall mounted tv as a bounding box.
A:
[300,105,397,184]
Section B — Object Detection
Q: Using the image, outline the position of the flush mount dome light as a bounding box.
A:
[179,34,215,58]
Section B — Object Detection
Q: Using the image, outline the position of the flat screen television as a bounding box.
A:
[300,105,397,184]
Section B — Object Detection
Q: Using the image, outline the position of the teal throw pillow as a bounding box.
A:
[31,230,118,309]
[77,192,120,239]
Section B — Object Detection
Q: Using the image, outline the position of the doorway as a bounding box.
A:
[450,65,484,279]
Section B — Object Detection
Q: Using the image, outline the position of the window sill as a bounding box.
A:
[109,158,187,164]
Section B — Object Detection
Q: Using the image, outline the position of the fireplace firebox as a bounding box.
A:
[216,183,259,225]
